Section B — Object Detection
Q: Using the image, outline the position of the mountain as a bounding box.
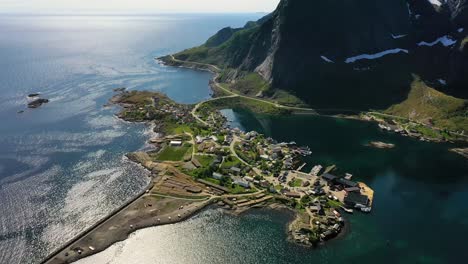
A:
[170,0,467,131]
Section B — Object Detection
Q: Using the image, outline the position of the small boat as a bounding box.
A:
[360,207,372,213]
[344,173,353,180]
[340,206,353,214]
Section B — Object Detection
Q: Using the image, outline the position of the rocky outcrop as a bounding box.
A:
[28,98,49,108]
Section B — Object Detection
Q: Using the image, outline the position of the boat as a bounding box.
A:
[360,207,372,213]
[310,165,323,176]
[344,173,353,180]
[340,206,353,214]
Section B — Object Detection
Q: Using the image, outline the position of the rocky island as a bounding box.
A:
[42,89,374,264]
[28,98,49,108]
[450,148,468,159]
[366,141,395,149]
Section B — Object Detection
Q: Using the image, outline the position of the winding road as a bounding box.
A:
[168,55,317,113]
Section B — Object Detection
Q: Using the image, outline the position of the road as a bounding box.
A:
[190,94,237,126]
[169,55,317,113]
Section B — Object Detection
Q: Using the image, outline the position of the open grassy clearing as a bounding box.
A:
[155,144,192,161]
[385,75,468,133]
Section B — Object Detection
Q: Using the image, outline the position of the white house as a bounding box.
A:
[212,172,224,180]
[234,180,250,188]
[170,140,182,146]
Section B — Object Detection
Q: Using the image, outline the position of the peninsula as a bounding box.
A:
[42,89,374,263]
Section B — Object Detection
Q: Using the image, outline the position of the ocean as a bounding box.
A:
[0,13,263,264]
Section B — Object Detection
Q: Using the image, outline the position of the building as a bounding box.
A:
[212,172,224,180]
[191,158,202,168]
[196,136,205,144]
[230,167,242,175]
[344,186,361,192]
[169,140,182,147]
[322,173,337,182]
[336,178,358,188]
[260,180,270,188]
[244,176,254,182]
[344,192,370,207]
[234,180,250,188]
[310,204,321,212]
[285,192,301,198]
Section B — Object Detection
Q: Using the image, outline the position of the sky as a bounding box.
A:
[1,0,281,14]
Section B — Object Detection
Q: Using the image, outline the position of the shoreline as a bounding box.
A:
[42,176,214,264]
[157,56,466,145]
[40,179,154,264]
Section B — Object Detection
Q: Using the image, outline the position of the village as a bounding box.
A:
[113,89,374,246]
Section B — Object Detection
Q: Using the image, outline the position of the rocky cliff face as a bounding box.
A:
[175,0,468,110]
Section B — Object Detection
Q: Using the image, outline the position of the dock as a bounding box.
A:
[297,163,307,171]
[358,182,374,207]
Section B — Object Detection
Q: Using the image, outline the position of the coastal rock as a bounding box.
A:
[27,93,40,98]
[27,98,49,108]
[113,87,126,92]
[366,141,395,149]
[450,148,468,159]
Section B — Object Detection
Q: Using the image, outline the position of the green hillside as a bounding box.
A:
[386,76,468,132]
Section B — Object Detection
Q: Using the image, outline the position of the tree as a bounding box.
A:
[300,195,311,206]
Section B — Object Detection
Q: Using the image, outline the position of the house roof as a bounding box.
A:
[336,178,358,187]
[344,192,369,206]
[322,173,337,181]
[230,167,241,172]
[344,187,361,192]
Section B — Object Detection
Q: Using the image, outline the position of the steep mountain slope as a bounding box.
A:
[171,0,468,115]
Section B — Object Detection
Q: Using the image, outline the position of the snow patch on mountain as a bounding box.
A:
[320,56,334,63]
[345,49,409,63]
[391,34,407,39]
[418,36,457,47]
[427,0,443,6]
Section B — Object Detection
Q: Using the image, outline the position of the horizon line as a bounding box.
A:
[0,11,270,16]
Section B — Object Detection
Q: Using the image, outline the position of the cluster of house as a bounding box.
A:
[152,96,193,123]
[310,203,345,240]
[369,114,446,142]
[209,166,270,190]
[236,135,306,175]
[321,173,371,212]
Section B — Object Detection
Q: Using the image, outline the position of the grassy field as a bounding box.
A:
[227,72,270,96]
[165,122,194,135]
[156,144,192,161]
[326,199,343,209]
[288,178,303,187]
[221,155,242,168]
[118,90,170,106]
[194,155,215,167]
[385,75,468,133]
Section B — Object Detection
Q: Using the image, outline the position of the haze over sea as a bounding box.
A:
[1,13,468,264]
